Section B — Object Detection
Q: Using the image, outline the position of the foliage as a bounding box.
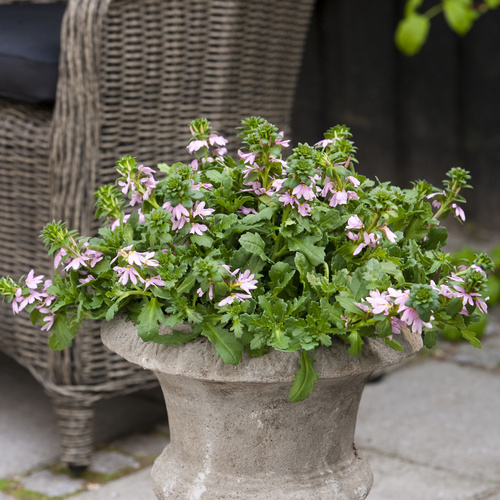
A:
[396,0,500,55]
[441,243,500,341]
[0,118,491,401]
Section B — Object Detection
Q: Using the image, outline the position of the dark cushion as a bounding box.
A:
[0,4,66,103]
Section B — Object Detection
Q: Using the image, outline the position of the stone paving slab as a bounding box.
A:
[20,470,85,497]
[70,468,156,500]
[364,450,497,500]
[357,358,500,484]
[0,353,61,477]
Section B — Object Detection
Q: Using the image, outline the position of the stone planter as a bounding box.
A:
[101,316,423,500]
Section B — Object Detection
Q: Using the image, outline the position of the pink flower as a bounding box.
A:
[346,215,364,230]
[452,203,466,222]
[296,202,312,217]
[234,270,258,294]
[329,189,348,207]
[172,216,189,231]
[381,225,397,243]
[187,140,208,154]
[208,134,228,147]
[314,138,336,148]
[365,290,391,315]
[78,274,95,285]
[189,223,208,236]
[144,275,166,291]
[113,266,145,286]
[54,248,67,268]
[347,176,360,187]
[275,131,290,147]
[171,203,190,221]
[64,253,89,272]
[353,232,380,256]
[292,183,315,201]
[238,206,258,215]
[238,150,257,165]
[193,202,214,219]
[25,270,44,290]
[118,175,133,195]
[278,192,296,207]
[218,292,252,307]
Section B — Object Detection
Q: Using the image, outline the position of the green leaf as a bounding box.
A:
[461,329,482,348]
[201,322,243,365]
[395,13,431,56]
[384,337,404,351]
[137,298,165,341]
[294,252,313,282]
[347,331,364,357]
[242,206,275,225]
[377,318,393,338]
[288,350,319,402]
[105,302,120,321]
[177,274,197,295]
[288,235,325,266]
[405,0,425,16]
[239,232,273,263]
[269,262,296,295]
[48,315,74,350]
[423,329,438,349]
[148,327,200,345]
[446,297,464,317]
[444,0,476,35]
[336,293,364,315]
[190,233,214,248]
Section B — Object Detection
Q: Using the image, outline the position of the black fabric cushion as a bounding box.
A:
[0,4,66,103]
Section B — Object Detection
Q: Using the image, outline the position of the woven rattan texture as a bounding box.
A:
[0,0,315,466]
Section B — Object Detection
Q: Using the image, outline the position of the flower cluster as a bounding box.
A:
[0,117,491,401]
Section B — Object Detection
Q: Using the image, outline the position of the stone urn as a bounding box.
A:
[101,316,423,500]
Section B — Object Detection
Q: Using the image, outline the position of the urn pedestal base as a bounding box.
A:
[101,317,423,500]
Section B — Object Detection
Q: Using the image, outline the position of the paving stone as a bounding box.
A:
[89,451,140,475]
[364,450,496,500]
[71,468,156,500]
[357,359,500,483]
[0,493,15,500]
[0,353,61,477]
[112,431,169,458]
[20,470,85,497]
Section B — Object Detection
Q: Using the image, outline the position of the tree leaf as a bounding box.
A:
[395,13,431,56]
[288,350,319,402]
[201,322,243,365]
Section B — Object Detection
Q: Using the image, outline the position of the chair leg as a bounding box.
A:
[51,396,96,470]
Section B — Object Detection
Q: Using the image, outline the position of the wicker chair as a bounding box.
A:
[0,0,315,467]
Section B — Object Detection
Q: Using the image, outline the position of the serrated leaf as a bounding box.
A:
[239,232,273,263]
[190,233,214,248]
[202,322,243,365]
[269,262,296,295]
[395,13,430,56]
[288,235,325,266]
[461,329,482,348]
[336,293,365,315]
[423,329,438,349]
[137,297,165,341]
[288,350,319,402]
